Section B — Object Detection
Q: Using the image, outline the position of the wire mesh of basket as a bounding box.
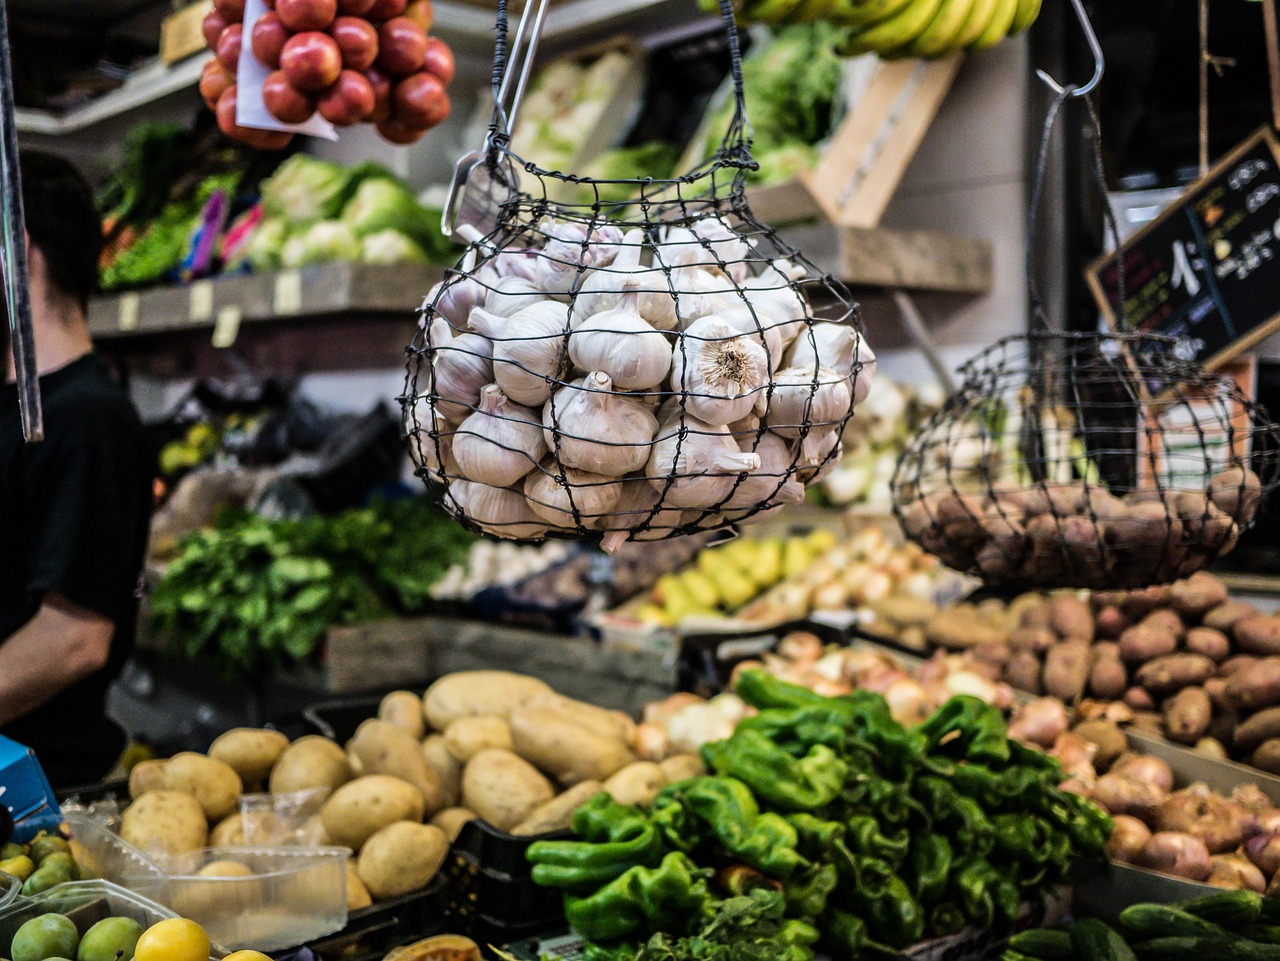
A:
[401,0,870,551]
[890,86,1280,590]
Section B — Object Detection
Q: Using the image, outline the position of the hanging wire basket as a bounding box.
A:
[401,0,870,551]
[890,78,1280,590]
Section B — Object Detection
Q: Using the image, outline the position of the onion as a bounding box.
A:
[1111,753,1174,792]
[778,631,824,665]
[1234,784,1273,815]
[1208,853,1266,892]
[642,693,704,728]
[1090,773,1167,822]
[1007,697,1071,749]
[630,723,669,762]
[1256,809,1280,836]
[1107,814,1152,864]
[1136,831,1212,880]
[1247,833,1280,877]
[1155,784,1252,854]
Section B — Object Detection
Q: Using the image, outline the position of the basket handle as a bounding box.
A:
[487,0,752,165]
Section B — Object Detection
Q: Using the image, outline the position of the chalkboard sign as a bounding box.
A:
[1086,126,1280,370]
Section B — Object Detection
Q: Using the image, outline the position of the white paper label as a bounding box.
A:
[117,294,140,332]
[188,280,214,322]
[273,270,303,315]
[212,306,242,348]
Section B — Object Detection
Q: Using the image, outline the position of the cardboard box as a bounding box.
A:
[0,735,62,843]
[160,1,213,65]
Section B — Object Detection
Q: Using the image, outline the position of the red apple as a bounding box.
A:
[212,0,245,22]
[376,17,427,76]
[336,0,376,11]
[365,66,393,122]
[330,16,378,71]
[421,36,453,85]
[262,70,317,123]
[392,71,449,129]
[403,0,432,31]
[277,0,337,31]
[317,69,375,125]
[377,116,425,144]
[367,0,407,18]
[250,12,289,69]
[217,86,295,149]
[215,23,243,72]
[200,57,235,110]
[280,31,343,91]
[203,10,228,50]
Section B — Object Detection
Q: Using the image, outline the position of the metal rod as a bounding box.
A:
[0,0,42,442]
[1035,0,1104,99]
[500,0,550,138]
[892,291,956,394]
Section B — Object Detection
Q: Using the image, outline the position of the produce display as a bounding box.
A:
[0,834,86,896]
[150,497,474,674]
[4,913,236,961]
[711,0,1043,58]
[429,540,576,603]
[1004,890,1280,961]
[410,221,873,542]
[526,673,1111,958]
[201,0,454,147]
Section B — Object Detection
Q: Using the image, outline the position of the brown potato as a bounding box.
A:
[1209,466,1263,521]
[129,759,167,800]
[1095,606,1131,640]
[120,790,208,855]
[924,606,1007,650]
[379,691,426,740]
[208,728,289,787]
[1233,706,1280,754]
[1225,657,1280,711]
[1118,624,1178,665]
[1235,616,1280,656]
[1184,627,1231,662]
[509,706,636,785]
[1124,686,1156,711]
[1252,738,1280,775]
[1074,719,1127,770]
[1122,586,1172,621]
[1105,501,1183,549]
[511,781,604,837]
[1141,609,1186,640]
[658,754,705,784]
[602,763,666,808]
[1135,654,1216,697]
[346,859,372,911]
[1004,650,1043,695]
[1204,600,1260,634]
[1009,627,1057,654]
[1163,687,1212,744]
[1205,677,1231,711]
[161,753,243,822]
[1043,640,1092,703]
[1089,651,1128,700]
[1050,595,1094,641]
[423,671,552,730]
[1169,572,1229,618]
[357,821,448,900]
[270,736,352,799]
[461,749,556,832]
[321,775,427,851]
[442,717,513,763]
[1222,655,1260,676]
[421,736,461,809]
[209,813,245,847]
[430,807,478,843]
[526,692,635,743]
[348,720,445,816]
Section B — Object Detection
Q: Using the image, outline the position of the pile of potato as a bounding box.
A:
[114,671,707,913]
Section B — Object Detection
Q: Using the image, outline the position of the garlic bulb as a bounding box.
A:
[657,217,754,282]
[670,318,768,426]
[426,276,487,329]
[424,314,454,350]
[853,341,876,405]
[469,303,571,407]
[799,439,842,485]
[405,395,457,482]
[724,432,805,510]
[453,384,547,487]
[671,266,738,324]
[536,221,625,293]
[569,291,672,391]
[523,461,622,529]
[484,276,557,319]
[477,246,541,285]
[715,306,787,368]
[447,479,548,540]
[785,323,876,406]
[728,413,763,439]
[543,372,658,476]
[646,415,762,508]
[571,230,680,331]
[599,480,687,553]
[767,365,853,445]
[432,333,494,422]
[741,262,811,350]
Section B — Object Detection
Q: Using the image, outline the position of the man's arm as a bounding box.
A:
[0,593,113,726]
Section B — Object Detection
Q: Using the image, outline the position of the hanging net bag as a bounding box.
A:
[890,90,1280,590]
[402,0,870,550]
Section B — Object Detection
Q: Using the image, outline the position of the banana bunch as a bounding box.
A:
[710,0,1041,59]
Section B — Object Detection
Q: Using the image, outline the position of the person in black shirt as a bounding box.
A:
[0,151,152,788]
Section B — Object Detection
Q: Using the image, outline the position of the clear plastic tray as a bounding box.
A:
[0,872,18,911]
[0,879,226,959]
[64,816,347,951]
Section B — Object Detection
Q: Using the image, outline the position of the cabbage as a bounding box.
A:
[243,217,288,272]
[261,155,350,224]
[359,229,429,264]
[280,219,361,267]
[341,178,434,243]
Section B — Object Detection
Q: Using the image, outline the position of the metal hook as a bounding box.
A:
[1035,0,1104,98]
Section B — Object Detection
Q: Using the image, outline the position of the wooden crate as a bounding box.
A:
[160,1,212,64]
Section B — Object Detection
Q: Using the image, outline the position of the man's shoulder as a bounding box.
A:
[42,363,145,442]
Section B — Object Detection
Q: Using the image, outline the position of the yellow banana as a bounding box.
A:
[908,0,977,57]
[969,0,1017,50]
[949,0,999,50]
[1009,0,1042,33]
[741,0,811,22]
[792,0,839,19]
[827,0,916,28]
[844,0,945,54]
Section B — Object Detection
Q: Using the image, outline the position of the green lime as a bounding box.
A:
[21,863,71,897]
[35,854,74,875]
[76,918,143,961]
[11,914,79,961]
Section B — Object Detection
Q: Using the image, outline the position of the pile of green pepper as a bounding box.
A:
[527,671,1112,960]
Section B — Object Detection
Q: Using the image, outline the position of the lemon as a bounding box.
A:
[224,952,272,961]
[134,919,210,961]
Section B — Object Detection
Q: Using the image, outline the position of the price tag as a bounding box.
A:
[273,270,302,315]
[117,294,140,332]
[211,306,242,349]
[188,280,214,322]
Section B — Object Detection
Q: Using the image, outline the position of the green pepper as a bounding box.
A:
[823,909,896,958]
[842,773,924,829]
[778,919,821,961]
[649,788,705,855]
[846,814,910,867]
[841,862,925,948]
[950,855,996,929]
[563,852,710,941]
[908,834,953,906]
[992,875,1021,928]
[734,669,827,711]
[674,776,809,879]
[929,902,967,937]
[913,776,994,854]
[787,812,845,859]
[702,731,847,812]
[785,862,839,920]
[527,795,666,891]
[714,864,780,897]
[1036,791,1113,857]
[918,695,1011,766]
[1009,740,1064,775]
[951,762,1002,806]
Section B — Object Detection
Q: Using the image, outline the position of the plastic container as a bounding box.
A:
[0,873,18,911]
[304,876,448,961]
[0,879,226,959]
[63,816,347,952]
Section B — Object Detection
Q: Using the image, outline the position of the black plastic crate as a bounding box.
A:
[301,696,386,744]
[55,778,130,806]
[301,876,449,961]
[677,619,850,697]
[440,818,567,940]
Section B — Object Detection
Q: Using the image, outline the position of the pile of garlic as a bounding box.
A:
[405,216,875,549]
